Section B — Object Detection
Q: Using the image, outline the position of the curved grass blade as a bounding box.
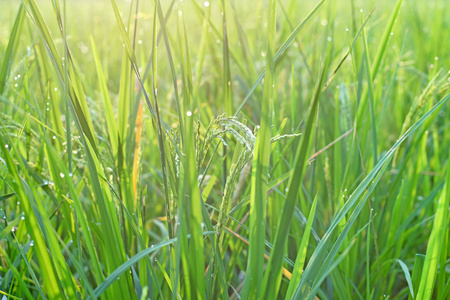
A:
[0,4,25,95]
[89,238,177,299]
[397,259,414,299]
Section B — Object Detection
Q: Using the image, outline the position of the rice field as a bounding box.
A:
[0,0,449,299]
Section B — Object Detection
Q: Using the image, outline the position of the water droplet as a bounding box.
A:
[14,84,18,87]
[285,188,289,193]
[178,10,183,16]
[435,56,439,61]
[261,51,266,57]
[327,36,332,42]
[138,40,142,45]
[186,111,192,117]
[21,215,25,220]
[69,172,73,177]
[17,74,21,78]
[5,144,8,149]
[17,201,20,205]
[62,57,65,60]
[60,172,65,178]
[54,87,58,91]
[47,108,50,111]
[345,28,349,32]
[321,19,328,26]
[30,240,34,246]
[204,1,209,7]
[360,9,363,13]
[14,76,17,80]
[430,64,435,69]
[11,227,16,232]
[390,32,393,36]
[53,136,56,140]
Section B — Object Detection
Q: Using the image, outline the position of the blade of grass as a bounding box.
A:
[90,36,118,152]
[0,4,25,96]
[397,259,414,299]
[362,16,378,164]
[285,195,318,299]
[240,0,276,298]
[416,153,450,299]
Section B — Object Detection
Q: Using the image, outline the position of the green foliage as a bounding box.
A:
[0,0,449,299]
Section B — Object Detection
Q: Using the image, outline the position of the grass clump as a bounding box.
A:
[0,0,450,299]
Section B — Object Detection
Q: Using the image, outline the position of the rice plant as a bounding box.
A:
[0,0,449,299]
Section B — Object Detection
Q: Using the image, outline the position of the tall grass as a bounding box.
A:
[0,0,449,299]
